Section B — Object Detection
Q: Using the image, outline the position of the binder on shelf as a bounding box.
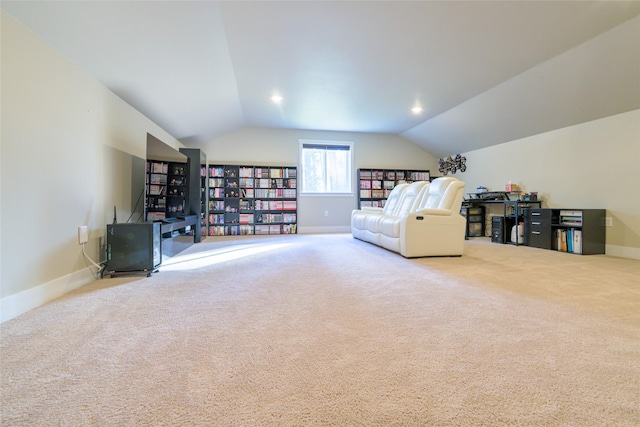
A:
[573,229,582,254]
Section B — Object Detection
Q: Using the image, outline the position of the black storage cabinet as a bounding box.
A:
[461,205,485,237]
[105,222,162,276]
[527,208,553,249]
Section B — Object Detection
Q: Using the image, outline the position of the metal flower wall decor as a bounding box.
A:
[438,154,466,175]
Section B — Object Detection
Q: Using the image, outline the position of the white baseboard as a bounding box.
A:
[1,268,95,323]
[605,244,640,260]
[298,226,351,234]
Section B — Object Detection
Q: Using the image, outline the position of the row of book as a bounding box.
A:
[208,166,297,179]
[149,173,167,185]
[254,200,297,211]
[213,213,299,225]
[254,189,297,199]
[359,170,386,179]
[408,171,430,181]
[554,228,582,254]
[148,184,165,196]
[209,200,298,212]
[360,200,386,208]
[209,188,297,199]
[148,161,169,174]
[360,170,428,181]
[209,178,298,190]
[359,180,396,190]
[207,224,297,236]
[360,189,392,199]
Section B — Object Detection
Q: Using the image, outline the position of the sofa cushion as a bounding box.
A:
[351,183,408,230]
[375,181,428,236]
[421,177,459,210]
[389,181,429,217]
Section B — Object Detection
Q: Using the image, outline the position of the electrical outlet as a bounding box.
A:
[604,217,613,227]
[78,225,89,244]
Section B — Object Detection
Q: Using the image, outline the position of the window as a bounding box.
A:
[299,140,353,195]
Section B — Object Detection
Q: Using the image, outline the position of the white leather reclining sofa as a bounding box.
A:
[351,177,466,257]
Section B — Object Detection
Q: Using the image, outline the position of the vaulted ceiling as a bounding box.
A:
[3,1,639,157]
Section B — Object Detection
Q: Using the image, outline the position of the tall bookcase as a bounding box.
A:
[207,165,297,236]
[357,168,430,208]
[180,148,208,242]
[145,160,187,221]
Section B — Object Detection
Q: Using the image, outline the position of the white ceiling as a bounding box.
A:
[3,1,640,157]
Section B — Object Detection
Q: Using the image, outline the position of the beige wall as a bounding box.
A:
[0,12,183,317]
[194,127,440,232]
[458,109,640,259]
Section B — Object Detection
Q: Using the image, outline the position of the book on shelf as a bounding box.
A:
[209,178,224,187]
[255,225,270,235]
[209,166,224,177]
[239,178,254,187]
[409,171,430,181]
[151,162,167,173]
[555,228,583,254]
[149,173,167,185]
[239,214,254,224]
[239,225,254,235]
[239,167,253,177]
[147,212,166,221]
[270,168,282,178]
[573,229,582,254]
[282,224,297,234]
[209,225,225,236]
[148,185,165,196]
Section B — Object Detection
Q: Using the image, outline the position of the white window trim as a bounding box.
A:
[299,139,355,197]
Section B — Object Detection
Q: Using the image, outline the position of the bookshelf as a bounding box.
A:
[208,165,297,236]
[179,148,208,242]
[146,160,168,221]
[357,168,430,209]
[527,208,605,255]
[145,160,188,222]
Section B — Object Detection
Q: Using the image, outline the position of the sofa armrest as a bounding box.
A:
[416,208,453,216]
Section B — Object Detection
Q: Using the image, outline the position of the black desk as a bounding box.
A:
[463,194,542,245]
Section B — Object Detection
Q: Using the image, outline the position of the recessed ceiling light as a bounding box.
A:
[271,94,283,104]
[411,106,423,114]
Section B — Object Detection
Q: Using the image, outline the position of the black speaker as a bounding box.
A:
[491,216,506,244]
[106,223,162,275]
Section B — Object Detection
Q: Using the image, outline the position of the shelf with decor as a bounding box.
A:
[166,162,186,218]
